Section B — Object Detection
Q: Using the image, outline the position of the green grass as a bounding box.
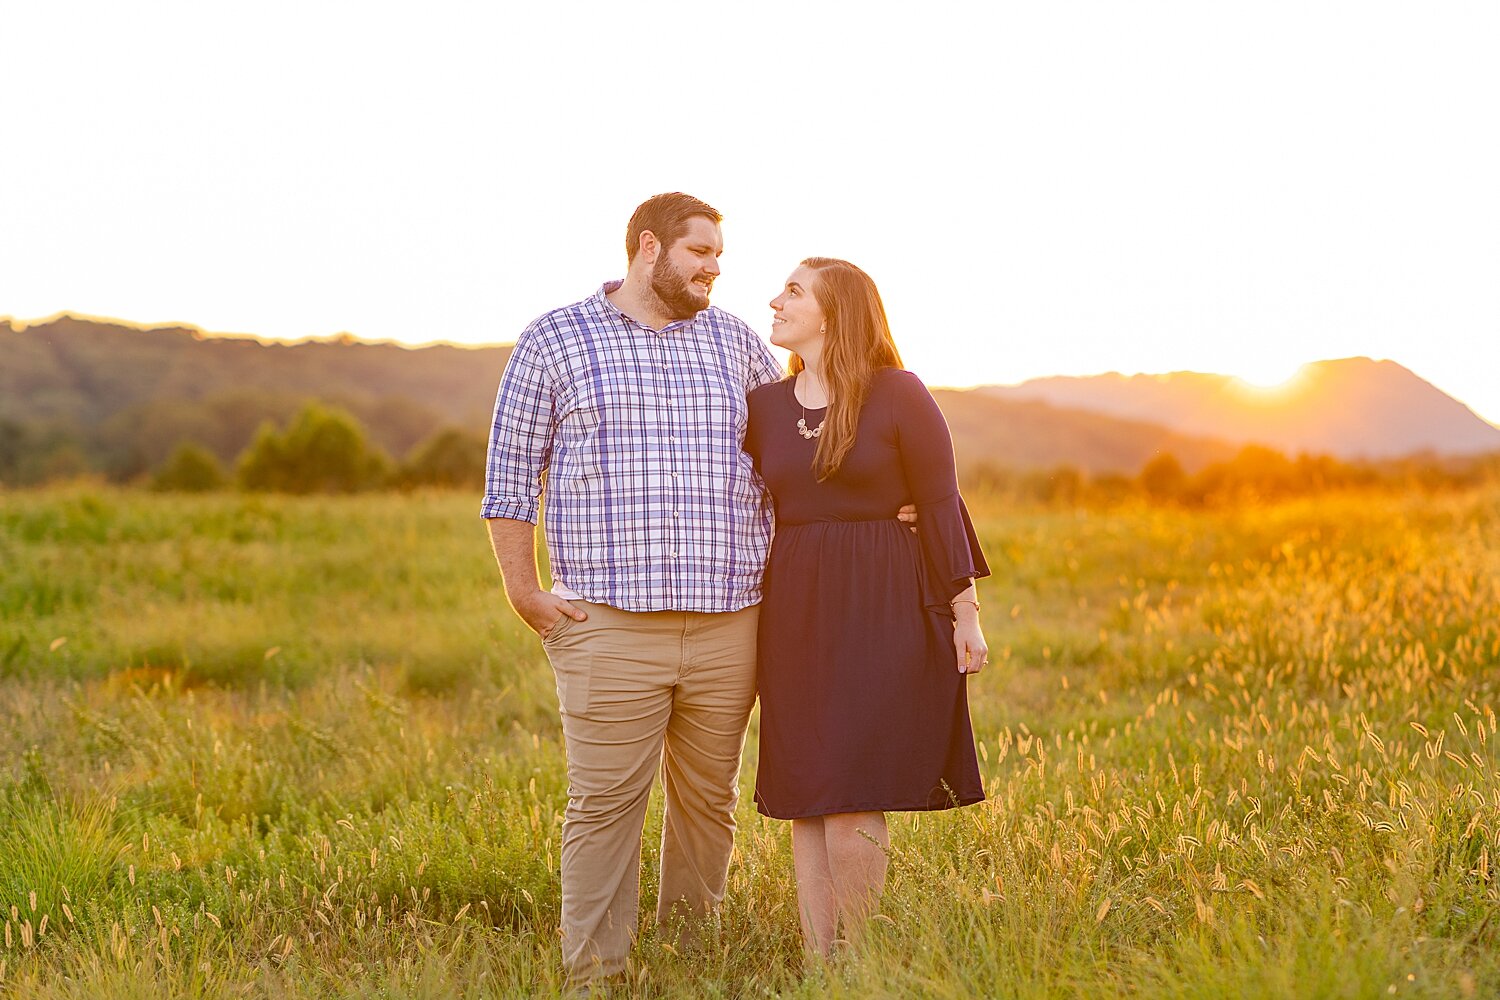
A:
[0,485,1497,997]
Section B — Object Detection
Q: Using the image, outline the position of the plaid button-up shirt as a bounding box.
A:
[482,281,783,613]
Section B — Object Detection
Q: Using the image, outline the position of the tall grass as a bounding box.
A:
[0,485,1495,997]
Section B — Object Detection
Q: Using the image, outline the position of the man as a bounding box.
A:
[482,192,780,985]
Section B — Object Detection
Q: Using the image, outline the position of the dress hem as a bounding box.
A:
[753,791,985,821]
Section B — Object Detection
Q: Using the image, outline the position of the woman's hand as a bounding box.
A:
[953,614,987,674]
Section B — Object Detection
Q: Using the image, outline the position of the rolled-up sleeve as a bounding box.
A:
[480,327,554,523]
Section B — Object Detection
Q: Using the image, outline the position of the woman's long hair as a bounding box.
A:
[788,257,903,481]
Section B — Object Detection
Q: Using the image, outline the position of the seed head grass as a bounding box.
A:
[0,485,1495,996]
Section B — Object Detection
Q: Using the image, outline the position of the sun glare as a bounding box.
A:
[1232,362,1309,394]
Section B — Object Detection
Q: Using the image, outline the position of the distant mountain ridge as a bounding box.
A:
[983,359,1500,459]
[929,389,1238,473]
[2,315,1493,480]
[0,314,512,429]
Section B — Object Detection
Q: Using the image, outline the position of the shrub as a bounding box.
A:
[1140,452,1187,502]
[237,403,390,493]
[151,442,227,492]
[397,427,487,490]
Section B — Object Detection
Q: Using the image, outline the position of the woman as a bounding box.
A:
[745,256,990,958]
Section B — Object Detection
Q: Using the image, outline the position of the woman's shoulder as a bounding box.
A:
[869,366,931,400]
[748,377,790,409]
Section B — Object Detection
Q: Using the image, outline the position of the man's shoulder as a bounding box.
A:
[529,293,606,331]
[518,291,612,348]
[697,305,758,338]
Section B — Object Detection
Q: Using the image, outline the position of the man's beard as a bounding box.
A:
[650,257,709,320]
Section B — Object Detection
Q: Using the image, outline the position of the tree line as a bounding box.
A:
[4,398,1497,501]
[966,444,1500,507]
[1,402,485,493]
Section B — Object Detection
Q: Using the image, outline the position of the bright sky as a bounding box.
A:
[4,2,1498,425]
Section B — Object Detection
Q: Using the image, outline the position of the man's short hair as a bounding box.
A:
[626,192,722,263]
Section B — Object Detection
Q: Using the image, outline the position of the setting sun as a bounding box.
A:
[1231,362,1310,393]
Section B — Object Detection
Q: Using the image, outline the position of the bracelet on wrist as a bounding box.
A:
[950,599,980,612]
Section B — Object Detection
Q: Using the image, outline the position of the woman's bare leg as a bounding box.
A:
[823,811,889,946]
[791,817,837,957]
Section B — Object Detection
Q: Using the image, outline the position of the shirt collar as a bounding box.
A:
[592,280,704,334]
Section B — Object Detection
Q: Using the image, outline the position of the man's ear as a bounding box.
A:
[637,230,660,264]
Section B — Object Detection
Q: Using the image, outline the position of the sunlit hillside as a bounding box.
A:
[988,359,1500,458]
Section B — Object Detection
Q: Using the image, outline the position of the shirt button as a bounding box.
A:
[673,511,679,518]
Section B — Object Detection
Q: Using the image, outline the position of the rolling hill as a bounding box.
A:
[2,314,1491,481]
[982,359,1500,459]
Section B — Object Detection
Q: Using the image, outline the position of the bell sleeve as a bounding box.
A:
[890,371,991,616]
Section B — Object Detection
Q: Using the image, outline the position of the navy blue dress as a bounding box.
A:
[746,368,989,819]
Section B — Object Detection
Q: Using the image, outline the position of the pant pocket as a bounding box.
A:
[544,629,591,716]
[541,604,580,644]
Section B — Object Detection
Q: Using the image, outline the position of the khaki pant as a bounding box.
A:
[541,601,759,982]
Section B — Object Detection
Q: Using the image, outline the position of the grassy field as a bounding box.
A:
[0,485,1497,998]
